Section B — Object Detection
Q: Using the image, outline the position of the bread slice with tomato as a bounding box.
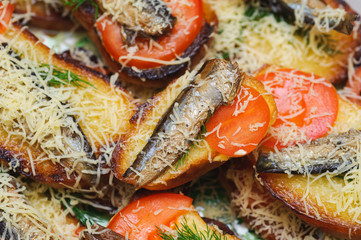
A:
[0,4,137,189]
[111,59,277,190]
[254,97,361,239]
[68,0,216,87]
[237,66,361,239]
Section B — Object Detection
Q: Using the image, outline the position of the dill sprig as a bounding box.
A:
[157,219,227,240]
[62,0,99,19]
[40,64,95,88]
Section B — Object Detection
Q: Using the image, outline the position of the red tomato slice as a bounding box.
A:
[96,0,203,69]
[205,85,271,157]
[256,69,338,149]
[107,193,193,240]
[0,3,14,34]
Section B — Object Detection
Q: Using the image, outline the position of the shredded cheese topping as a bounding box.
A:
[0,44,93,175]
[227,162,339,240]
[0,25,138,194]
[2,0,361,238]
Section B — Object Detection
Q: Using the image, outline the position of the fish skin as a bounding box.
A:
[256,128,361,174]
[13,101,98,187]
[123,59,244,188]
[96,0,176,38]
[261,0,359,35]
[59,116,97,186]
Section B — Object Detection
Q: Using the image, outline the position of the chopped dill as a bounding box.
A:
[61,197,111,227]
[157,219,228,240]
[222,52,230,60]
[40,63,95,88]
[62,0,99,19]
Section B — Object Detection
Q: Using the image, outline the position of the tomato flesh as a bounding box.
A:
[205,85,271,157]
[256,69,338,149]
[96,0,203,69]
[0,3,14,33]
[107,193,193,240]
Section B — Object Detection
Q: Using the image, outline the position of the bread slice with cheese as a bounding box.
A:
[111,65,277,190]
[240,93,361,238]
[0,22,137,189]
[222,94,361,240]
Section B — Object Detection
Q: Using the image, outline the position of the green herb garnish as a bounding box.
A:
[62,198,112,227]
[62,0,99,19]
[157,220,228,240]
[40,63,95,88]
[222,52,230,60]
[72,205,112,227]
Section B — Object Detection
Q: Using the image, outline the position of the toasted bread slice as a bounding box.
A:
[253,96,361,238]
[111,67,277,190]
[0,23,137,188]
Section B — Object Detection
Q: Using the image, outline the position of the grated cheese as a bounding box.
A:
[227,162,338,240]
[0,24,138,196]
[0,168,79,240]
